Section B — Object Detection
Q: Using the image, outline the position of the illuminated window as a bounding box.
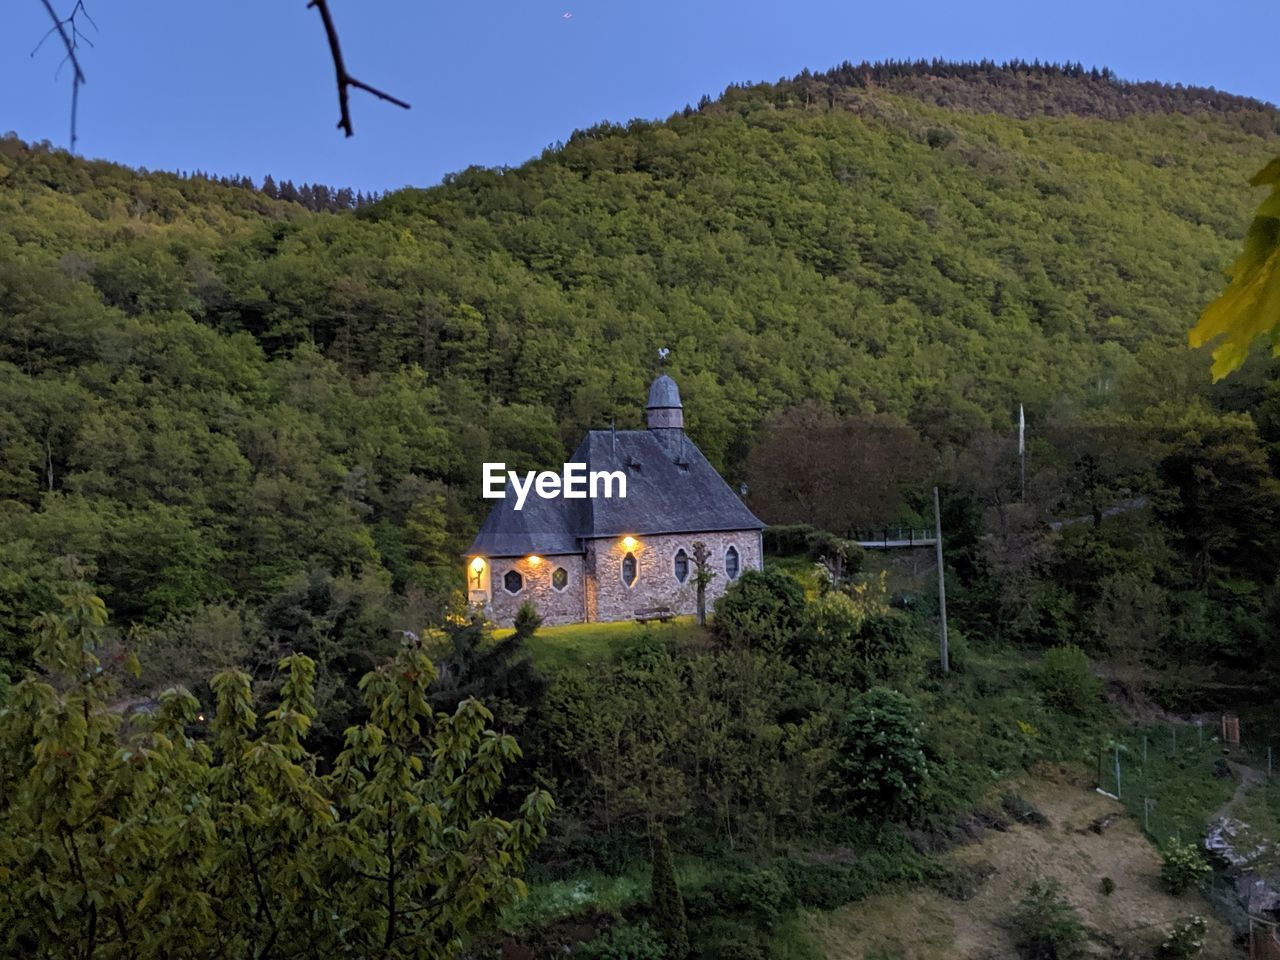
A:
[503,570,524,594]
[725,545,740,580]
[552,567,569,591]
[674,548,689,583]
[621,552,638,587]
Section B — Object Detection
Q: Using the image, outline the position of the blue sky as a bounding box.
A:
[4,0,1275,193]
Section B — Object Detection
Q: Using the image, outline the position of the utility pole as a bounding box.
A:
[933,485,949,675]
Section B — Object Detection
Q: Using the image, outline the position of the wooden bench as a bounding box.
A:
[634,606,675,624]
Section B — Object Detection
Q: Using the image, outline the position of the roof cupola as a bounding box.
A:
[646,374,683,430]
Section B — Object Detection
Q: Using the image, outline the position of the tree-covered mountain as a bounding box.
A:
[1,60,1278,649]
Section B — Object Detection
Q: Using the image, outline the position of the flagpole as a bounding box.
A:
[1018,404,1026,502]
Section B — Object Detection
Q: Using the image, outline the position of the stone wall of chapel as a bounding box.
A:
[588,530,762,622]
[485,554,586,627]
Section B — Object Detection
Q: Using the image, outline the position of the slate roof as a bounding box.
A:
[647,374,682,409]
[465,426,764,558]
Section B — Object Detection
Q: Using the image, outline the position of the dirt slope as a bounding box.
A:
[809,772,1237,959]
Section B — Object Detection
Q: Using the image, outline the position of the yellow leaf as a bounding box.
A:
[1191,159,1280,381]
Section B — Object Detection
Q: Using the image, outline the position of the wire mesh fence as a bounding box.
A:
[1091,716,1280,948]
[1095,718,1277,850]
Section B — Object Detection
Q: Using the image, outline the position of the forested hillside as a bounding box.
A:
[1,60,1278,657]
[6,60,1280,960]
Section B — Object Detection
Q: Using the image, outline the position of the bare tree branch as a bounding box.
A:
[307,0,410,138]
[33,0,94,153]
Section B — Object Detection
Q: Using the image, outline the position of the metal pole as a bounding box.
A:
[933,486,949,675]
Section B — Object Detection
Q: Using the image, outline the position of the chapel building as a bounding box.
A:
[465,374,765,625]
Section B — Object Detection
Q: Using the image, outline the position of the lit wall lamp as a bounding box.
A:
[527,555,543,566]
[469,556,486,588]
[621,536,637,550]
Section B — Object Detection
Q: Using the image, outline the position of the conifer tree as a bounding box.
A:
[648,822,689,959]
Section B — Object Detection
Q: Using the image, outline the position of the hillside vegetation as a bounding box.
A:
[4,61,1280,960]
[2,62,1278,647]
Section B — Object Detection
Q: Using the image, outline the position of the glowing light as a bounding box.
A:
[527,555,543,566]
[470,557,485,574]
[621,536,637,550]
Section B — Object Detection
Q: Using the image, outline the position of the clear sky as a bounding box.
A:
[3,0,1275,193]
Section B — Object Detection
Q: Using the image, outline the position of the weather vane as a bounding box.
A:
[657,347,670,366]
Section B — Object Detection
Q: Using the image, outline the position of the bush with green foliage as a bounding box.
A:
[1008,877,1087,960]
[0,585,552,960]
[1036,645,1103,715]
[712,569,806,655]
[832,687,928,820]
[575,923,668,960]
[801,600,914,689]
[688,920,770,960]
[1159,916,1207,959]
[1160,841,1212,895]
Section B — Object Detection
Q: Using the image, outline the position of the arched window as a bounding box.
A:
[621,552,638,587]
[725,545,740,580]
[552,567,569,591]
[673,548,689,583]
[503,570,524,594]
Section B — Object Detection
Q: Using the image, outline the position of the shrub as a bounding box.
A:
[1099,877,1115,896]
[926,126,957,149]
[806,529,864,576]
[712,569,806,654]
[575,923,668,960]
[763,524,818,557]
[1159,916,1207,959]
[719,868,793,929]
[932,860,996,901]
[801,600,912,686]
[780,841,937,910]
[1008,877,1086,960]
[649,826,689,958]
[690,920,769,960]
[1160,841,1211,895]
[1036,645,1103,715]
[1001,793,1049,827]
[832,687,928,819]
[514,600,543,639]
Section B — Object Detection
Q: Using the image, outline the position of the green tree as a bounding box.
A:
[648,823,689,959]
[712,569,806,655]
[832,686,928,820]
[1036,644,1104,716]
[0,584,552,959]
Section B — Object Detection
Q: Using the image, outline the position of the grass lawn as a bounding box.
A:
[496,616,711,674]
